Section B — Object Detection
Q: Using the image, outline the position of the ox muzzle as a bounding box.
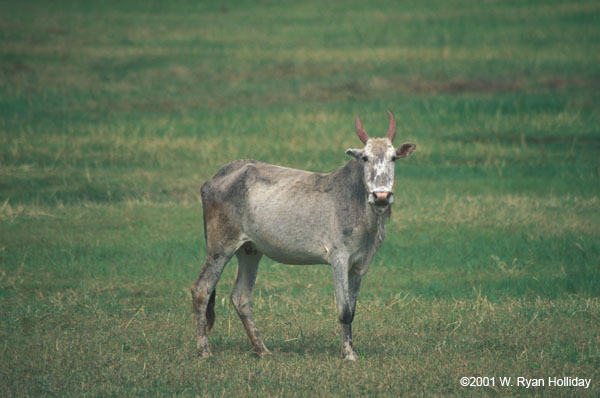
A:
[371,191,394,207]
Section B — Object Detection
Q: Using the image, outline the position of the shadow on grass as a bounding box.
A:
[210,328,339,359]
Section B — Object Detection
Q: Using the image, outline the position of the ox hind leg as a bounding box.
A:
[192,186,248,357]
[231,242,270,356]
[191,233,240,357]
[191,253,231,357]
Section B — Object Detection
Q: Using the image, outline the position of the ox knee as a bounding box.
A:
[191,282,215,314]
[191,285,207,310]
[231,293,251,316]
[338,305,354,325]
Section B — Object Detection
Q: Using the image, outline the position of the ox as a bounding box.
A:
[191,112,416,360]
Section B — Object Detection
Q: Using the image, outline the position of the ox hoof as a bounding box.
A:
[342,341,358,361]
[343,351,359,361]
[254,346,271,357]
[198,351,213,359]
[197,347,213,358]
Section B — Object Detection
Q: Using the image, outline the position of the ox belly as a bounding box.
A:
[244,194,334,266]
[251,238,329,265]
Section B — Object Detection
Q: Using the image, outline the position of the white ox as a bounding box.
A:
[191,112,416,360]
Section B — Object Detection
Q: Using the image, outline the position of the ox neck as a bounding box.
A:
[336,158,391,221]
[335,159,390,252]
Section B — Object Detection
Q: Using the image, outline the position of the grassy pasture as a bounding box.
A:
[1,0,599,396]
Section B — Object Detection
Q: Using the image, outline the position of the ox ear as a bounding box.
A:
[393,143,416,160]
[346,148,365,160]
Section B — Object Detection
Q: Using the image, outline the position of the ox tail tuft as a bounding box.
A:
[206,289,216,331]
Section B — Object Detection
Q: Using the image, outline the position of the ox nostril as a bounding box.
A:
[373,192,392,204]
[374,192,390,200]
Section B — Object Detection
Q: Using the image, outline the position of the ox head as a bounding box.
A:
[345,111,416,214]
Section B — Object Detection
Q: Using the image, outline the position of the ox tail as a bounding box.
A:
[200,182,216,330]
[201,185,208,245]
[202,215,207,245]
[206,288,216,331]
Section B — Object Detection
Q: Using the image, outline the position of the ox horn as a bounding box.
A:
[355,115,370,144]
[386,110,396,142]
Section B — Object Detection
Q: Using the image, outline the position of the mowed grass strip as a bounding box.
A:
[1,0,599,396]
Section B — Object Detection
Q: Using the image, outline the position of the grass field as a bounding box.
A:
[1,0,599,396]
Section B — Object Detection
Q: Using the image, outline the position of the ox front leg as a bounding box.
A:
[332,259,358,361]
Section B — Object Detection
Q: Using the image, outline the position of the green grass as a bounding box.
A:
[1,0,599,396]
